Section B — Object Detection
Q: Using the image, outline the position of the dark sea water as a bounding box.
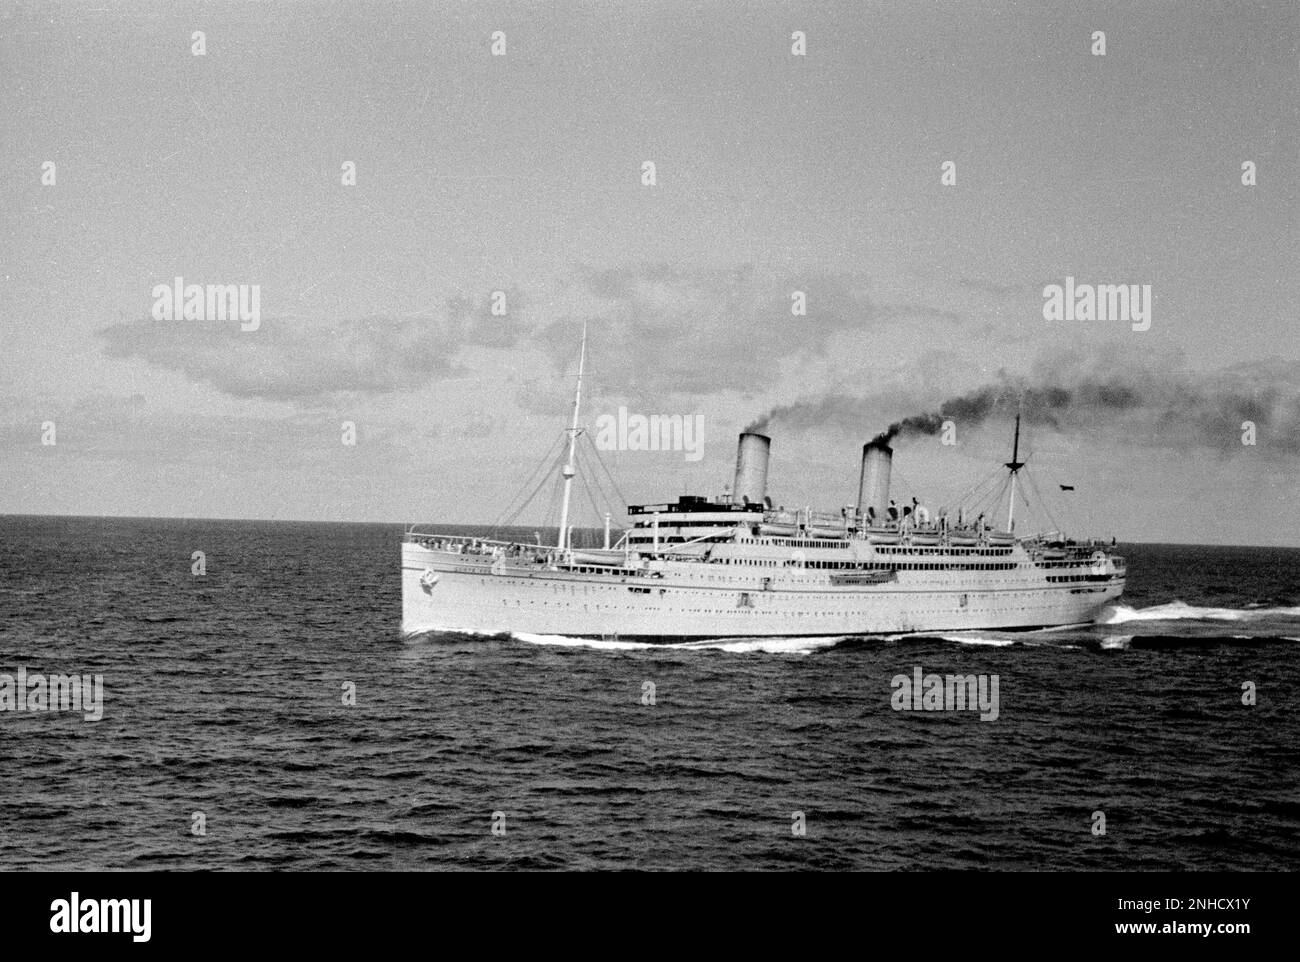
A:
[1,515,1298,871]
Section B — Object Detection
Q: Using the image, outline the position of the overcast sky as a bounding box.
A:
[2,0,1297,545]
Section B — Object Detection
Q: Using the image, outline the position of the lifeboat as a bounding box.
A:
[806,525,847,539]
[829,569,895,585]
[568,549,628,566]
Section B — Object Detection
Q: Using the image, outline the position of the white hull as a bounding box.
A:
[401,541,1124,640]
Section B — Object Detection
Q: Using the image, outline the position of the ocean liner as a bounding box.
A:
[402,331,1125,639]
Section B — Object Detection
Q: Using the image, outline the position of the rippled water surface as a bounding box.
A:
[1,516,1297,870]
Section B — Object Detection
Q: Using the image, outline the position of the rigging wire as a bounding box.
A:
[575,434,614,515]
[968,474,1010,524]
[1022,466,1064,535]
[489,430,567,531]
[537,470,565,542]
[579,461,614,548]
[573,431,631,537]
[950,464,1007,517]
[580,429,629,512]
[494,437,569,533]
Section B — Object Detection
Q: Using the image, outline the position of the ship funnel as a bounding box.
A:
[857,439,893,520]
[732,432,771,506]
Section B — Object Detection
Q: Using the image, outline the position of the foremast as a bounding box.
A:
[1004,411,1025,533]
[556,323,587,552]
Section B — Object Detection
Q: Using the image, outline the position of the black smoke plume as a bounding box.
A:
[743,359,1299,454]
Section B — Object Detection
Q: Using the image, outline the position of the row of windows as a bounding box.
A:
[799,560,1018,571]
[876,545,1012,556]
[463,560,1025,581]
[1037,558,1116,569]
[881,562,1018,571]
[632,520,736,529]
[629,531,1028,556]
[735,538,850,549]
[473,578,1096,602]
[627,536,706,544]
[493,597,1077,617]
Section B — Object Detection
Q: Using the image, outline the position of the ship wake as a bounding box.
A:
[1098,601,1300,624]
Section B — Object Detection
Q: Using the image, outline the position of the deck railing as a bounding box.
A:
[404,530,547,556]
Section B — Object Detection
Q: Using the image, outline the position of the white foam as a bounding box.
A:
[686,636,849,655]
[1097,601,1300,625]
[402,623,501,640]
[513,632,663,651]
[933,633,1017,647]
[1100,635,1132,649]
[512,632,850,656]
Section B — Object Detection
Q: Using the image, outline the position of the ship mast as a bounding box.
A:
[1004,410,1025,532]
[556,323,587,552]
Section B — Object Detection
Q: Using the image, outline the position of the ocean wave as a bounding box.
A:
[1098,601,1300,625]
[910,629,1091,648]
[1099,633,1296,650]
[402,624,507,641]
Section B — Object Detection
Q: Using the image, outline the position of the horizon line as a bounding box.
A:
[2,511,1298,551]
